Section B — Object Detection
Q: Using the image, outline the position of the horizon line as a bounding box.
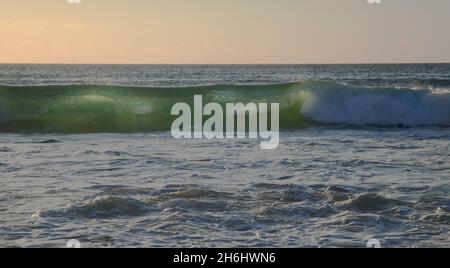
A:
[0,62,449,65]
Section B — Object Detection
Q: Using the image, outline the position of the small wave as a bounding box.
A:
[219,214,255,231]
[339,193,399,212]
[86,184,154,196]
[0,147,12,152]
[165,199,231,212]
[325,186,353,202]
[320,211,403,233]
[252,183,325,204]
[80,149,101,155]
[149,185,235,213]
[36,139,62,144]
[44,195,158,219]
[254,203,319,219]
[14,139,63,144]
[421,213,450,224]
[104,151,137,157]
[154,188,232,201]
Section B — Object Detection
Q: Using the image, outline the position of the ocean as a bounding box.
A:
[0,64,449,247]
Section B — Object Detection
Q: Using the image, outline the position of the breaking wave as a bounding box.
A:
[0,81,449,132]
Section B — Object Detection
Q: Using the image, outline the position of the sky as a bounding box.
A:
[0,0,449,64]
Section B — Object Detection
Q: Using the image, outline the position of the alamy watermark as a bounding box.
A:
[66,239,81,248]
[367,239,381,248]
[171,95,280,149]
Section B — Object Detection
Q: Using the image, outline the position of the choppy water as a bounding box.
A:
[0,64,449,248]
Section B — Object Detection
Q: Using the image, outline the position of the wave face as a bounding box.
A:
[0,81,449,132]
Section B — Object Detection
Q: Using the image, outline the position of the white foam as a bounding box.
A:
[300,85,450,126]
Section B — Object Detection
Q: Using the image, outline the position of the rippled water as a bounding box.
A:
[1,64,449,87]
[0,64,449,248]
[0,129,448,248]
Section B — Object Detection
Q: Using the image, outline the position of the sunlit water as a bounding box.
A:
[0,65,449,247]
[0,129,448,247]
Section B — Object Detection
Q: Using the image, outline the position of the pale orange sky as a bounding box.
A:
[0,0,449,64]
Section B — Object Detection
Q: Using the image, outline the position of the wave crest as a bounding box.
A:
[300,82,450,126]
[0,81,449,132]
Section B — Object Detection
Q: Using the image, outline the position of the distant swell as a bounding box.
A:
[0,81,449,132]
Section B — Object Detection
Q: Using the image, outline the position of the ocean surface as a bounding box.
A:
[0,64,449,247]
